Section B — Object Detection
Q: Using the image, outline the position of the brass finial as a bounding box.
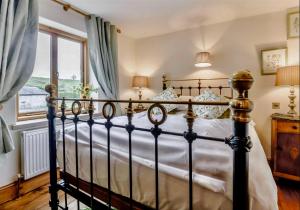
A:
[61,97,66,112]
[127,99,134,123]
[229,70,253,98]
[162,74,167,90]
[45,84,56,96]
[229,70,254,123]
[184,99,196,131]
[45,84,57,107]
[88,99,94,116]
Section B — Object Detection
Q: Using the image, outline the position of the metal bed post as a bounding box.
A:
[73,101,81,210]
[46,84,59,210]
[147,103,168,210]
[125,99,135,209]
[227,71,254,210]
[61,98,69,209]
[102,102,116,209]
[184,100,197,210]
[88,99,95,209]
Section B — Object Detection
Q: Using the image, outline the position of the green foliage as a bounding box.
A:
[26,77,50,89]
[26,77,82,98]
[73,83,98,98]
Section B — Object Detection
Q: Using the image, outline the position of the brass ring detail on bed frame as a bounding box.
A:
[102,102,116,120]
[147,103,167,126]
[71,100,82,116]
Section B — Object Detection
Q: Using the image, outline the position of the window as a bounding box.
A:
[17,25,88,121]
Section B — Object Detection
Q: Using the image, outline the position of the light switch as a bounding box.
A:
[272,102,280,109]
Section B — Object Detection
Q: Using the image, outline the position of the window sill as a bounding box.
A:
[10,113,101,131]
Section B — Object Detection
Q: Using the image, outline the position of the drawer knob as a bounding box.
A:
[290,147,299,160]
[292,125,298,130]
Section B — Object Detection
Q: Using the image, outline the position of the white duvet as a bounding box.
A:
[57,112,278,210]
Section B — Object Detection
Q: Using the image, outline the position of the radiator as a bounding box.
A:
[21,128,50,180]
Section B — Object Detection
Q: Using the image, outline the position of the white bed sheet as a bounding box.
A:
[57,112,278,210]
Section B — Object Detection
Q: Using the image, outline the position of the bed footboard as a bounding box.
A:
[46,70,254,210]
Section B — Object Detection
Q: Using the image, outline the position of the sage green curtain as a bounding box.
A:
[0,0,39,154]
[85,15,121,115]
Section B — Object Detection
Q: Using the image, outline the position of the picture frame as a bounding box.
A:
[287,11,299,39]
[261,48,287,75]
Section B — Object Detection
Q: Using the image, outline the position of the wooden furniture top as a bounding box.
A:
[271,113,300,122]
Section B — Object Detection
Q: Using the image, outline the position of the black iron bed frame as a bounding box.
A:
[46,70,254,210]
[162,74,234,97]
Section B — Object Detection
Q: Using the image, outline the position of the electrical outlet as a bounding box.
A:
[272,102,280,109]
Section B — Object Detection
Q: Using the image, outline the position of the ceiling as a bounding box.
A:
[64,0,298,39]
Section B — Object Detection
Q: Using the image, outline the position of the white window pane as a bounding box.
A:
[19,32,51,114]
[57,37,82,102]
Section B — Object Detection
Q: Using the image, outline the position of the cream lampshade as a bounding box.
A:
[132,76,149,109]
[195,52,212,68]
[275,65,300,116]
[132,76,149,88]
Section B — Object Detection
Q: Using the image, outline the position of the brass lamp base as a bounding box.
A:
[287,86,297,116]
[136,88,144,109]
[136,103,144,109]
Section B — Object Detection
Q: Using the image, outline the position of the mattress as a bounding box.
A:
[57,112,278,210]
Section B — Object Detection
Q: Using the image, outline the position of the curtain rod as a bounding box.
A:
[51,0,121,33]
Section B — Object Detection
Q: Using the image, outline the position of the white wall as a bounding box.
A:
[39,0,86,32]
[0,0,136,187]
[134,10,299,158]
[118,35,137,100]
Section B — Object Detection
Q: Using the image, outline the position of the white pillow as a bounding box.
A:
[151,87,178,114]
[193,89,228,119]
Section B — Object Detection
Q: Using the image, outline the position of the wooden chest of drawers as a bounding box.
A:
[271,113,300,181]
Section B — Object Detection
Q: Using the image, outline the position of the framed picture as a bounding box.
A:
[287,11,299,39]
[261,48,287,75]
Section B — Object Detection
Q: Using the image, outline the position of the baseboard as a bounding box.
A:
[0,182,18,205]
[0,171,51,205]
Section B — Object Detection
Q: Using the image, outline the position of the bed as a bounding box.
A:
[57,111,277,210]
[46,70,278,210]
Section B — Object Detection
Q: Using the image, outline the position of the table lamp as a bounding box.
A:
[132,76,149,109]
[276,65,300,116]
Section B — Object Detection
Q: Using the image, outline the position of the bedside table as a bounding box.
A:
[133,107,148,113]
[271,113,300,181]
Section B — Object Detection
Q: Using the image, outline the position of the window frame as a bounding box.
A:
[17,24,88,121]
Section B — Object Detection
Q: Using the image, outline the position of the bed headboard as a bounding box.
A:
[162,74,233,98]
